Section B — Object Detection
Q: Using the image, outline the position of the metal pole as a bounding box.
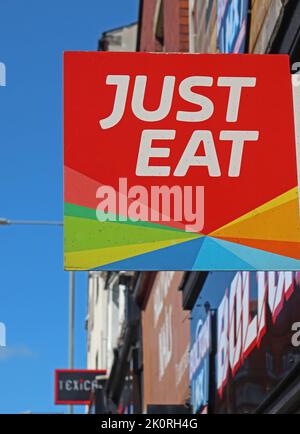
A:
[0,218,63,226]
[68,270,75,415]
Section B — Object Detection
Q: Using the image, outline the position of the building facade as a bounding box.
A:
[98,22,138,52]
[140,272,190,413]
[138,0,189,52]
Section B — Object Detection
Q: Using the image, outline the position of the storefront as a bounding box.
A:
[184,271,300,413]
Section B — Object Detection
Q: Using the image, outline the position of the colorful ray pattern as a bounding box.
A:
[64,167,300,271]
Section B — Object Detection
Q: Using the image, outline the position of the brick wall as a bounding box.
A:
[178,0,189,52]
[139,0,160,51]
[139,0,189,52]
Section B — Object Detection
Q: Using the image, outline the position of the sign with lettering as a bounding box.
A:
[142,272,190,407]
[193,271,300,413]
[64,52,299,271]
[55,370,106,405]
[217,0,249,53]
[190,311,211,413]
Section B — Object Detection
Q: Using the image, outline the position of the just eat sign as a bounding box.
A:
[64,52,300,271]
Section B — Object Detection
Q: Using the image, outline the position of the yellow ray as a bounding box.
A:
[210,187,300,242]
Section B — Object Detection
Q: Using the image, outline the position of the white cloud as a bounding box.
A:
[0,345,36,360]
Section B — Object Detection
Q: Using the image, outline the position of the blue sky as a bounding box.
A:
[0,0,138,414]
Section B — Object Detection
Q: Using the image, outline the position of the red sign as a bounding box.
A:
[64,53,299,271]
[55,369,106,405]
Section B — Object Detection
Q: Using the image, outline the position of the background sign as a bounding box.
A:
[190,310,211,413]
[142,272,190,408]
[192,271,300,413]
[64,52,299,271]
[55,369,106,405]
[217,0,249,53]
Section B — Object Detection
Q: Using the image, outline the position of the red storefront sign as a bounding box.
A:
[64,53,299,271]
